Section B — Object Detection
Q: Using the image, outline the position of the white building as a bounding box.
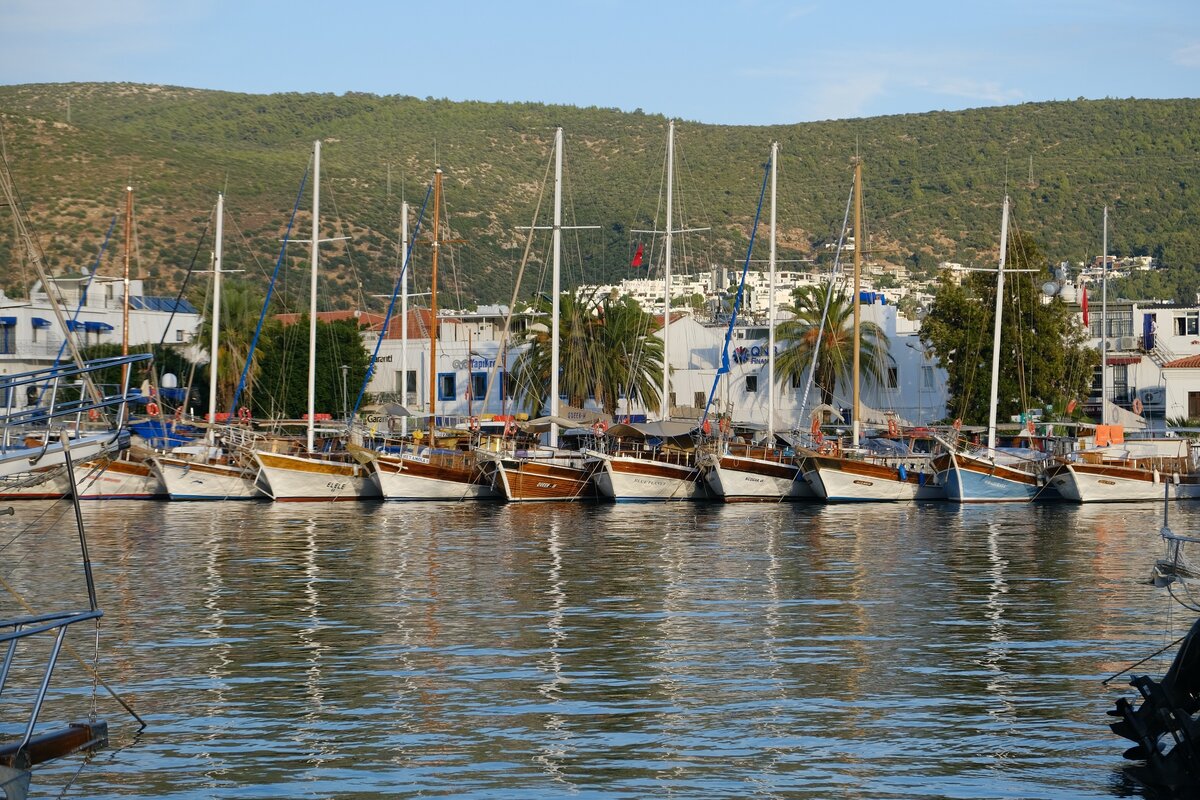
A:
[360,293,951,431]
[0,273,201,400]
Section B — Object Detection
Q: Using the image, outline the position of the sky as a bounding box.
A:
[1,0,1197,126]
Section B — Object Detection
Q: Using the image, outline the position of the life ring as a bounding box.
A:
[468,416,480,432]
[238,406,251,422]
[718,417,730,435]
[146,401,160,416]
[887,418,899,436]
[701,418,712,436]
[1132,397,1144,415]
[87,408,100,422]
[814,430,824,446]
[952,418,962,431]
[504,418,517,436]
[592,419,609,436]
[810,417,821,437]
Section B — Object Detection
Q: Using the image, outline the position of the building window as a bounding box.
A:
[1190,392,1200,420]
[1176,312,1200,337]
[471,372,487,402]
[176,329,185,342]
[437,373,456,402]
[887,366,898,389]
[694,391,705,409]
[921,365,935,391]
[790,371,804,389]
[0,325,13,355]
[745,375,758,393]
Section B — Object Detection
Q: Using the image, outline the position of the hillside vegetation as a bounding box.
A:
[2,83,1198,313]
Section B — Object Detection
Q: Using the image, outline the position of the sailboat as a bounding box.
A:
[483,127,601,502]
[360,169,501,501]
[68,186,165,500]
[802,157,944,502]
[936,196,1053,502]
[698,141,813,501]
[252,141,378,501]
[1045,207,1200,501]
[584,120,707,501]
[149,193,262,500]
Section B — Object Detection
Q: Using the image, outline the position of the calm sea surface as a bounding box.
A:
[3,499,1195,799]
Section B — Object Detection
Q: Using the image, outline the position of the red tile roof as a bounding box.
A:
[1164,354,1200,369]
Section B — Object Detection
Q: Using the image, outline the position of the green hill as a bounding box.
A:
[2,83,1198,312]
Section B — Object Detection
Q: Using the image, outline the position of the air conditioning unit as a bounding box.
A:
[1118,336,1138,350]
[1140,387,1166,407]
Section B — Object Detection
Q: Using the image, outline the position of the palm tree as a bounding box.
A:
[774,282,890,408]
[197,280,264,412]
[510,290,664,418]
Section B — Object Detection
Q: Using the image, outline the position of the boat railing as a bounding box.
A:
[0,608,105,758]
[1,354,151,448]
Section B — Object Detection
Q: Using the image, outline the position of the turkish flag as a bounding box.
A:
[1081,285,1089,327]
[631,242,644,268]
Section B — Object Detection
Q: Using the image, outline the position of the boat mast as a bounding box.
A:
[1101,205,1108,426]
[206,193,224,446]
[427,168,443,443]
[767,141,778,442]
[550,127,563,447]
[306,141,320,453]
[851,157,862,447]
[400,199,409,438]
[662,120,675,421]
[122,185,132,389]
[987,196,1011,452]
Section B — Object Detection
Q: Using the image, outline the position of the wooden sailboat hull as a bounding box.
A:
[0,467,72,500]
[1046,461,1200,502]
[939,451,1050,503]
[369,451,501,501]
[700,451,813,501]
[74,457,165,500]
[493,458,598,502]
[149,455,262,500]
[254,450,379,501]
[805,455,943,502]
[585,450,706,501]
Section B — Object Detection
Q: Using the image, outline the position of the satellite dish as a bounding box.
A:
[161,372,178,389]
[1041,281,1060,297]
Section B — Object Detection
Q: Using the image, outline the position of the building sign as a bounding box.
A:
[731,345,778,366]
[451,357,496,370]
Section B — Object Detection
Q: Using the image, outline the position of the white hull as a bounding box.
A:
[150,456,262,500]
[0,467,72,499]
[585,450,706,501]
[369,454,501,501]
[254,450,379,501]
[700,453,813,501]
[806,461,943,502]
[1048,463,1200,502]
[74,458,164,500]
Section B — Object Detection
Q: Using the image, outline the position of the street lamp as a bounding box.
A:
[340,364,349,422]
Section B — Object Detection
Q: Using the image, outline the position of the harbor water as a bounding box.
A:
[4,499,1192,799]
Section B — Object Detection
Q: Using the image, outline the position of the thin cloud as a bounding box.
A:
[1174,42,1200,67]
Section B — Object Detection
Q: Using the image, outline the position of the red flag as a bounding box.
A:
[1081,285,1089,327]
[630,242,644,268]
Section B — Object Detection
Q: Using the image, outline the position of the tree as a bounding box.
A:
[252,316,372,419]
[774,282,890,407]
[509,290,664,417]
[196,280,265,413]
[920,231,1097,424]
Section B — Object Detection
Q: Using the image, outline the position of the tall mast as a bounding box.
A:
[767,141,778,442]
[206,193,224,446]
[550,127,563,447]
[851,158,862,447]
[662,120,675,420]
[427,168,443,442]
[400,200,409,438]
[122,185,132,388]
[1101,205,1109,426]
[306,141,320,453]
[987,196,1011,451]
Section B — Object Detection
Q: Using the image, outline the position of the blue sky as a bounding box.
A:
[2,0,1197,125]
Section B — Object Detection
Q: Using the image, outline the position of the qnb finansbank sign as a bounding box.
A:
[731,345,780,366]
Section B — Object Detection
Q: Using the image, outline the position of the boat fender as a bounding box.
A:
[897,464,907,481]
[918,470,926,486]
[1174,472,1181,485]
[1153,468,1160,484]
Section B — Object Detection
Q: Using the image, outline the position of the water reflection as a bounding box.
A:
[6,499,1195,798]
